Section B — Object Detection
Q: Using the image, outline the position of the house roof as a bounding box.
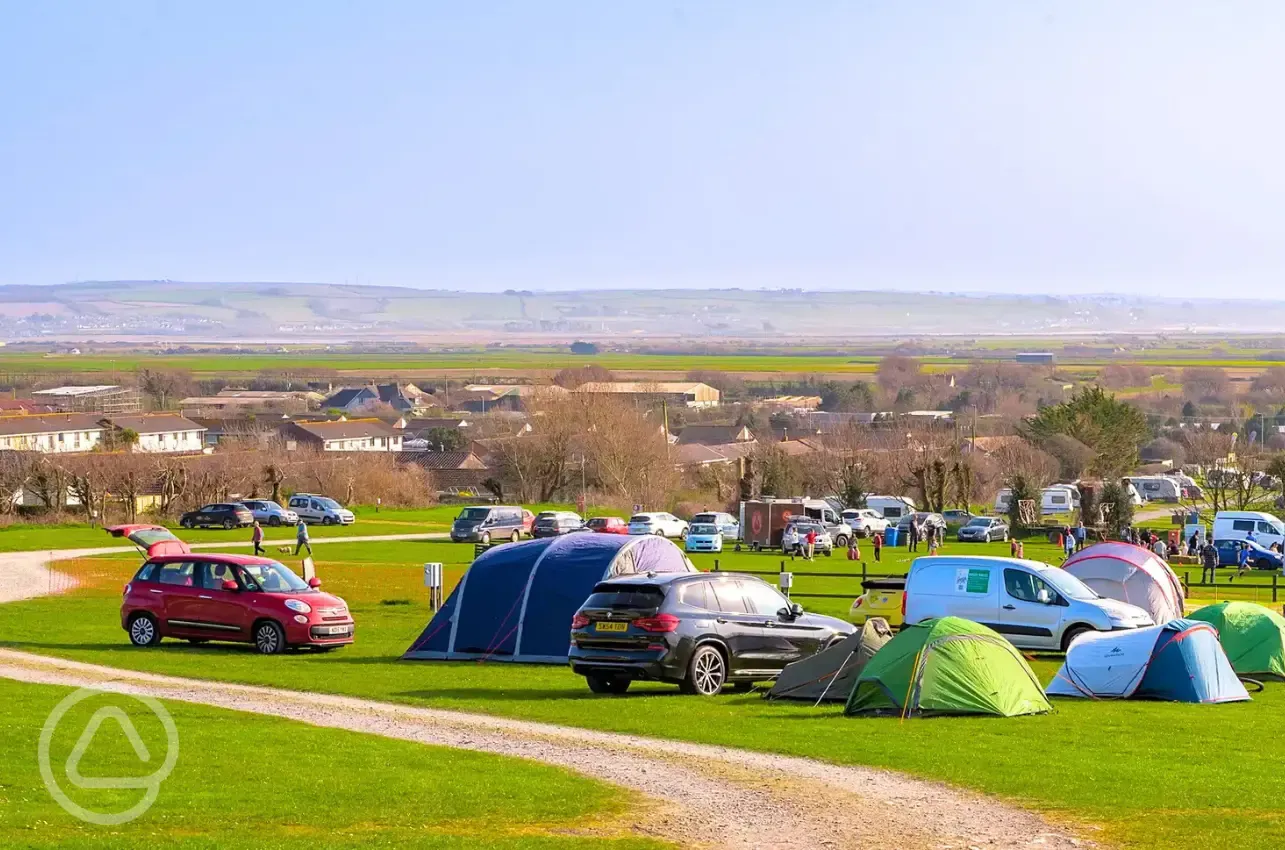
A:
[286,418,398,440]
[402,417,471,433]
[0,399,57,413]
[0,413,104,437]
[321,388,377,409]
[675,424,754,445]
[432,468,493,490]
[575,381,713,395]
[103,414,206,435]
[673,443,737,466]
[397,451,488,470]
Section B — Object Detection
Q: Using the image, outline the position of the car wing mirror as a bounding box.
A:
[222,579,239,592]
[308,577,322,588]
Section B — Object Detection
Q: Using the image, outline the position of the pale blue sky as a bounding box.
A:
[2,2,1283,295]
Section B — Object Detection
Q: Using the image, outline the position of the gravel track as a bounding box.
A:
[0,649,1091,850]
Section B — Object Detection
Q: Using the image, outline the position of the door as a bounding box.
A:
[190,561,250,637]
[944,564,999,627]
[154,561,202,634]
[999,568,1063,649]
[708,580,774,675]
[740,580,826,666]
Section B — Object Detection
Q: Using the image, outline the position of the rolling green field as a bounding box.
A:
[0,678,665,850]
[5,534,1285,849]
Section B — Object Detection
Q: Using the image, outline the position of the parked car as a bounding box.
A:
[941,509,974,525]
[533,511,584,538]
[179,503,254,530]
[628,512,689,539]
[904,555,1153,651]
[895,512,947,535]
[586,516,629,535]
[1212,511,1285,552]
[287,494,355,526]
[956,516,1009,543]
[684,523,724,553]
[690,511,740,540]
[568,572,854,695]
[121,554,354,653]
[784,520,833,556]
[239,499,299,527]
[1213,539,1284,570]
[449,505,526,543]
[521,509,536,535]
[849,577,905,628]
[841,508,889,538]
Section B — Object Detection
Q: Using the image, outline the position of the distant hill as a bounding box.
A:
[2,280,1284,340]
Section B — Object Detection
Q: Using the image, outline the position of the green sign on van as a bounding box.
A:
[956,567,990,594]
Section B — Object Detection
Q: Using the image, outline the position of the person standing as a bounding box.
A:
[782,524,799,560]
[872,531,883,563]
[907,519,919,553]
[1063,530,1076,562]
[294,518,312,557]
[1200,540,1219,584]
[251,520,264,556]
[1153,537,1168,560]
[805,527,818,561]
[1075,520,1087,551]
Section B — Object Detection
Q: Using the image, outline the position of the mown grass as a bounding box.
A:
[5,535,1285,849]
[0,678,666,850]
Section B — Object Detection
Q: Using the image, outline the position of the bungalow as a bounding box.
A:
[0,413,104,453]
[102,414,207,454]
[280,418,403,452]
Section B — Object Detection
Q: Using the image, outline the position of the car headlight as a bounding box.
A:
[285,599,312,614]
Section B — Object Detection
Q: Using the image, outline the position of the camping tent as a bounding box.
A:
[1188,601,1285,681]
[844,617,1051,718]
[1047,619,1250,702]
[403,533,696,662]
[1061,542,1184,625]
[766,618,894,702]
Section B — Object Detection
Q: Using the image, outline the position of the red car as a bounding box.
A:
[521,509,536,535]
[586,516,629,534]
[120,548,354,654]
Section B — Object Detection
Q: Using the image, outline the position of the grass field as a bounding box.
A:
[0,678,665,849]
[4,536,1285,849]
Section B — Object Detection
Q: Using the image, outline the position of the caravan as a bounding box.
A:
[993,485,1081,516]
[864,495,916,521]
[1125,476,1182,503]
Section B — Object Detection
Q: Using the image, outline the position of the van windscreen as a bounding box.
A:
[458,508,489,521]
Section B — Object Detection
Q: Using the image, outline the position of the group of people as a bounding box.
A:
[781,524,821,560]
[847,531,884,562]
[1058,521,1090,560]
[248,518,313,557]
[906,519,945,555]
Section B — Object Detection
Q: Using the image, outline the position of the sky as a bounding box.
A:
[2,1,1284,296]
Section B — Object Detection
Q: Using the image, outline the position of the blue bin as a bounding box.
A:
[884,527,899,547]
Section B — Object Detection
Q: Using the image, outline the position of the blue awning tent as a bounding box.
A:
[403,533,696,662]
[1047,618,1251,703]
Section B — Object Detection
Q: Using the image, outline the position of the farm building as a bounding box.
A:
[1015,352,1056,365]
[573,381,720,408]
[31,385,141,414]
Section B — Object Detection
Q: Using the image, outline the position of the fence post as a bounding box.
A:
[1183,571,1190,593]
[862,561,867,583]
[713,559,719,573]
[1274,573,1278,604]
[780,560,785,575]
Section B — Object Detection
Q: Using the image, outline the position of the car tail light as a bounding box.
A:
[901,593,907,616]
[123,583,131,597]
[634,613,680,633]
[571,613,590,629]
[853,597,863,608]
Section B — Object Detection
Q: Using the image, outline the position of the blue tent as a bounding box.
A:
[1047,619,1251,703]
[403,533,695,662]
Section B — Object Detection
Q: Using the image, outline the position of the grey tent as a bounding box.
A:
[766,618,894,702]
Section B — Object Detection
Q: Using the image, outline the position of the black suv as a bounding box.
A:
[179,503,254,530]
[569,572,853,696]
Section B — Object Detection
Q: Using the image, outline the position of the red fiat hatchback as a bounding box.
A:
[120,553,355,654]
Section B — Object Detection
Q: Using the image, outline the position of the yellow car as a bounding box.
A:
[850,577,906,628]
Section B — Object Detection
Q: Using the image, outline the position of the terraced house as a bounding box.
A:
[0,413,104,453]
[279,418,403,452]
[101,413,207,453]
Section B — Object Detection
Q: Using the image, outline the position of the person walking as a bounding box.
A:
[872,531,883,563]
[782,524,799,560]
[805,527,818,561]
[1200,539,1219,584]
[294,518,312,557]
[1063,529,1076,562]
[1075,520,1087,552]
[251,520,264,556]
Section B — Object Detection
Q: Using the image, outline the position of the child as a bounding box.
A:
[872,532,883,562]
[847,537,860,561]
[928,535,939,556]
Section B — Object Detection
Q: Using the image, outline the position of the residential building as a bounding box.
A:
[0,399,58,414]
[675,424,755,445]
[179,389,323,413]
[102,414,207,453]
[319,387,380,413]
[280,419,403,452]
[397,450,493,493]
[573,381,720,408]
[31,385,142,414]
[0,414,104,453]
[375,383,433,414]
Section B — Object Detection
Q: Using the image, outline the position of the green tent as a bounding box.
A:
[845,617,1052,718]
[1188,601,1285,681]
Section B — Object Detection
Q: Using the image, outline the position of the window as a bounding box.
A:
[200,561,240,590]
[1233,520,1256,532]
[741,581,790,616]
[1258,522,1278,534]
[156,562,196,586]
[134,562,158,582]
[710,580,749,614]
[1003,569,1055,604]
[679,581,713,610]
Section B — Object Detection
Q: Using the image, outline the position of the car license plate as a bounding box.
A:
[595,621,628,633]
[317,625,351,636]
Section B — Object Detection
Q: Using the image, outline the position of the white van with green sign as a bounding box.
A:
[903,555,1153,652]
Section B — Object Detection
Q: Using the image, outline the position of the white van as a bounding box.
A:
[1213,511,1285,550]
[904,555,1153,652]
[1126,476,1182,503]
[864,495,916,521]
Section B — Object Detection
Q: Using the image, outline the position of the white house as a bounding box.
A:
[280,418,403,452]
[102,414,207,454]
[0,414,104,453]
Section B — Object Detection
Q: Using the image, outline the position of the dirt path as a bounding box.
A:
[0,533,446,604]
[0,649,1089,850]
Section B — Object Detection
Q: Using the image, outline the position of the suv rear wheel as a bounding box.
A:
[127,613,161,647]
[223,518,236,530]
[585,674,631,695]
[681,645,727,696]
[268,516,281,526]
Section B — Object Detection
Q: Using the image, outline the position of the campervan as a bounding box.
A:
[1125,476,1182,503]
[903,555,1153,652]
[1213,511,1285,551]
[864,495,916,521]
